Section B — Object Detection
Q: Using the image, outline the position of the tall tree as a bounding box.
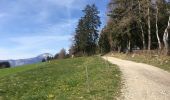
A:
[147,0,152,50]
[83,4,101,55]
[107,0,169,50]
[99,27,111,53]
[108,0,141,52]
[97,0,170,55]
[138,0,146,50]
[162,0,170,55]
[163,16,170,55]
[73,4,101,55]
[73,18,87,54]
[58,48,66,59]
[155,0,162,49]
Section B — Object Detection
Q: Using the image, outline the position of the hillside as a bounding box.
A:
[0,56,121,100]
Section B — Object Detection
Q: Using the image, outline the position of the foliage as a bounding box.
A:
[99,0,170,54]
[0,62,10,69]
[42,58,46,62]
[73,4,101,56]
[99,27,111,54]
[58,48,66,59]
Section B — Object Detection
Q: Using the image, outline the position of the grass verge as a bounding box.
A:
[110,53,170,72]
[0,56,121,100]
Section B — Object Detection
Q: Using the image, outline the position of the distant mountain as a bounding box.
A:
[0,53,53,67]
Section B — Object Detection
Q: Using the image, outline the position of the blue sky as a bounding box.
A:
[0,0,109,60]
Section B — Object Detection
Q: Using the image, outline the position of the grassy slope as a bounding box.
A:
[111,53,170,72]
[0,63,45,78]
[0,56,121,100]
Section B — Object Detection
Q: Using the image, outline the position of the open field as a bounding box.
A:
[0,63,45,78]
[0,56,121,100]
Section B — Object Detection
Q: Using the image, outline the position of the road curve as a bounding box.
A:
[103,56,170,100]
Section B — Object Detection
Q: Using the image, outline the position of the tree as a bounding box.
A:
[69,45,75,56]
[99,27,111,54]
[46,56,53,61]
[58,48,66,59]
[138,0,146,50]
[54,53,59,59]
[42,58,46,62]
[147,0,151,50]
[104,0,170,54]
[73,4,101,56]
[73,18,87,55]
[83,4,101,55]
[163,16,170,55]
[155,0,162,50]
[0,62,10,69]
[108,0,141,52]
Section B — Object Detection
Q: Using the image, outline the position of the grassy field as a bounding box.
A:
[0,56,121,100]
[0,63,45,78]
[110,53,170,72]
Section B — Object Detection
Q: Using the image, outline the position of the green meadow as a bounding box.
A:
[0,56,121,100]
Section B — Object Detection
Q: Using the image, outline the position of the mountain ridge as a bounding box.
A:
[0,53,53,67]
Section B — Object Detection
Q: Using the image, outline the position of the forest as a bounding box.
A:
[70,0,170,56]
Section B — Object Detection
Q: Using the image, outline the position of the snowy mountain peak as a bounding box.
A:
[37,53,53,58]
[0,53,54,67]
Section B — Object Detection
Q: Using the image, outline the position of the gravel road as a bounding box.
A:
[103,56,170,100]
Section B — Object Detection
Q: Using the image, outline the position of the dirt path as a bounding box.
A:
[103,56,170,100]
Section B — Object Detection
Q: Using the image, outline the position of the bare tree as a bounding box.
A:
[163,16,170,55]
[147,0,151,50]
[155,1,162,50]
[58,48,66,59]
[138,0,146,50]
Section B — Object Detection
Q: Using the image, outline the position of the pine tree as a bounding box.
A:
[99,27,111,54]
[73,4,101,56]
[83,4,101,55]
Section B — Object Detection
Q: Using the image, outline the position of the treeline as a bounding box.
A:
[69,0,170,57]
[99,0,170,55]
[54,48,70,59]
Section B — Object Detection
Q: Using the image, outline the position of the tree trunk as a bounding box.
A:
[128,40,131,52]
[141,25,146,50]
[118,46,121,53]
[138,0,146,50]
[147,0,151,50]
[163,16,170,55]
[109,33,113,51]
[155,4,162,50]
